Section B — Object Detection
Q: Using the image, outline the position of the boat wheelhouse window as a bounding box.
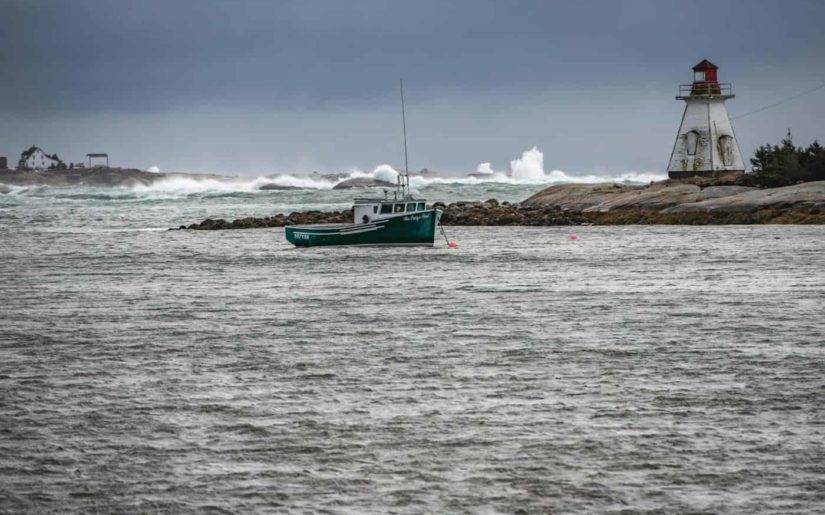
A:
[380,203,393,214]
[373,206,378,213]
[406,203,416,212]
[394,203,405,213]
[417,202,425,211]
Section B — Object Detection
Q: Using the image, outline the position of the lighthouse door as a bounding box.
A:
[719,135,734,167]
[686,131,700,156]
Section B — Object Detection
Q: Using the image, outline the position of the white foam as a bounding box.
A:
[126,146,664,195]
[131,176,274,194]
[6,146,661,199]
[0,184,32,195]
[372,164,399,184]
[129,174,335,195]
[510,147,547,181]
[476,162,495,174]
[467,147,665,185]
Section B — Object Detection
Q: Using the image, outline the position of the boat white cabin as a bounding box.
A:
[353,197,429,224]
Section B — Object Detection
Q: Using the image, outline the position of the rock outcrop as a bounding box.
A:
[524,180,825,214]
[0,168,227,188]
[661,181,825,213]
[179,200,587,230]
[332,177,395,189]
[523,180,825,224]
[183,210,355,230]
[434,199,587,226]
[258,183,301,190]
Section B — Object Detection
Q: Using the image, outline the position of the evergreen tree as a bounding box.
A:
[747,131,824,187]
[800,141,825,182]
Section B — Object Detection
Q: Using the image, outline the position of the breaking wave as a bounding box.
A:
[460,147,665,185]
[0,184,34,196]
[2,147,665,200]
[130,175,332,194]
[129,147,663,195]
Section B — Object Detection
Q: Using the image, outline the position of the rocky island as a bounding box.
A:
[0,167,227,188]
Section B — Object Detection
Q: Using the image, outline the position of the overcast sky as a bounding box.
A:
[1,0,823,175]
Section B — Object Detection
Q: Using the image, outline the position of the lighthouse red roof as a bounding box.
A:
[692,59,718,72]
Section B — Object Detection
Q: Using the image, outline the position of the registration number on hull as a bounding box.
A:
[402,213,429,222]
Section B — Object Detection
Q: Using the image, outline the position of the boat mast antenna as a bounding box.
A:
[399,78,410,199]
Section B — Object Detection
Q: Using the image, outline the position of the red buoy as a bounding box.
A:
[448,242,458,248]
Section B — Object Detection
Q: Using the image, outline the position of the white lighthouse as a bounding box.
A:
[667,60,744,179]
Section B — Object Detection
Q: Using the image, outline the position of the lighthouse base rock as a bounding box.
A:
[523,179,825,224]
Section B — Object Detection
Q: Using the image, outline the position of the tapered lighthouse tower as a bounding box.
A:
[667,60,744,179]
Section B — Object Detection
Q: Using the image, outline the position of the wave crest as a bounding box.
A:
[2,147,665,199]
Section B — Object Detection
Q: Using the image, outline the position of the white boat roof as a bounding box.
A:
[353,198,423,204]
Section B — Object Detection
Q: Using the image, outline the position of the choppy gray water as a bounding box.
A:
[1,185,825,513]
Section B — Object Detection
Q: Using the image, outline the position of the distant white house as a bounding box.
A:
[19,145,66,171]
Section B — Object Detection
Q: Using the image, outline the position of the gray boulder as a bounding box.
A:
[259,183,301,190]
[332,177,395,189]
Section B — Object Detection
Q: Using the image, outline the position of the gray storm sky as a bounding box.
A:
[1,0,824,175]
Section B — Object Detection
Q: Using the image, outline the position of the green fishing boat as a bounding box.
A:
[285,79,445,248]
[285,195,442,247]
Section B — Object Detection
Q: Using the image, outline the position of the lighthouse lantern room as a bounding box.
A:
[667,59,744,179]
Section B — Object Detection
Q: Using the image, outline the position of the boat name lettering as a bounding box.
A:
[403,213,429,222]
[293,232,311,240]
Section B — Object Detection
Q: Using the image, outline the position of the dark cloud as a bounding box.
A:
[1,0,823,172]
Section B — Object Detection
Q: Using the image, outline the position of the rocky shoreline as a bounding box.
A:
[0,167,227,188]
[10,167,825,226]
[179,179,825,229]
[584,207,825,225]
[178,200,588,230]
[9,167,807,228]
[522,179,825,224]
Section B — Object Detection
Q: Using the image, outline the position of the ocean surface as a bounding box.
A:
[1,181,824,514]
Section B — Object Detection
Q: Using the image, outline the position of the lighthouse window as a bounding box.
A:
[694,71,706,81]
[394,203,405,213]
[380,203,393,214]
[686,131,700,156]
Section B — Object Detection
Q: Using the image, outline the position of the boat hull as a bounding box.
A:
[285,209,441,247]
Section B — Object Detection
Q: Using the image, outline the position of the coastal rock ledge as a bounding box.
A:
[179,200,587,230]
[177,180,825,230]
[523,180,825,224]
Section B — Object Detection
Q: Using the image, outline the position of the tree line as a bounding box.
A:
[744,131,825,187]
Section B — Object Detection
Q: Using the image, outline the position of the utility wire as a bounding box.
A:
[731,80,825,120]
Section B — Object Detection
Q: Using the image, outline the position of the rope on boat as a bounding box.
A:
[439,224,457,248]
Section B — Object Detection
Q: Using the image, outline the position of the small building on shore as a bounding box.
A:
[18,145,67,171]
[667,60,744,179]
[0,156,7,170]
[86,153,109,168]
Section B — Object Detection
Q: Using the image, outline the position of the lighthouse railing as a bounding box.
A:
[678,83,733,97]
